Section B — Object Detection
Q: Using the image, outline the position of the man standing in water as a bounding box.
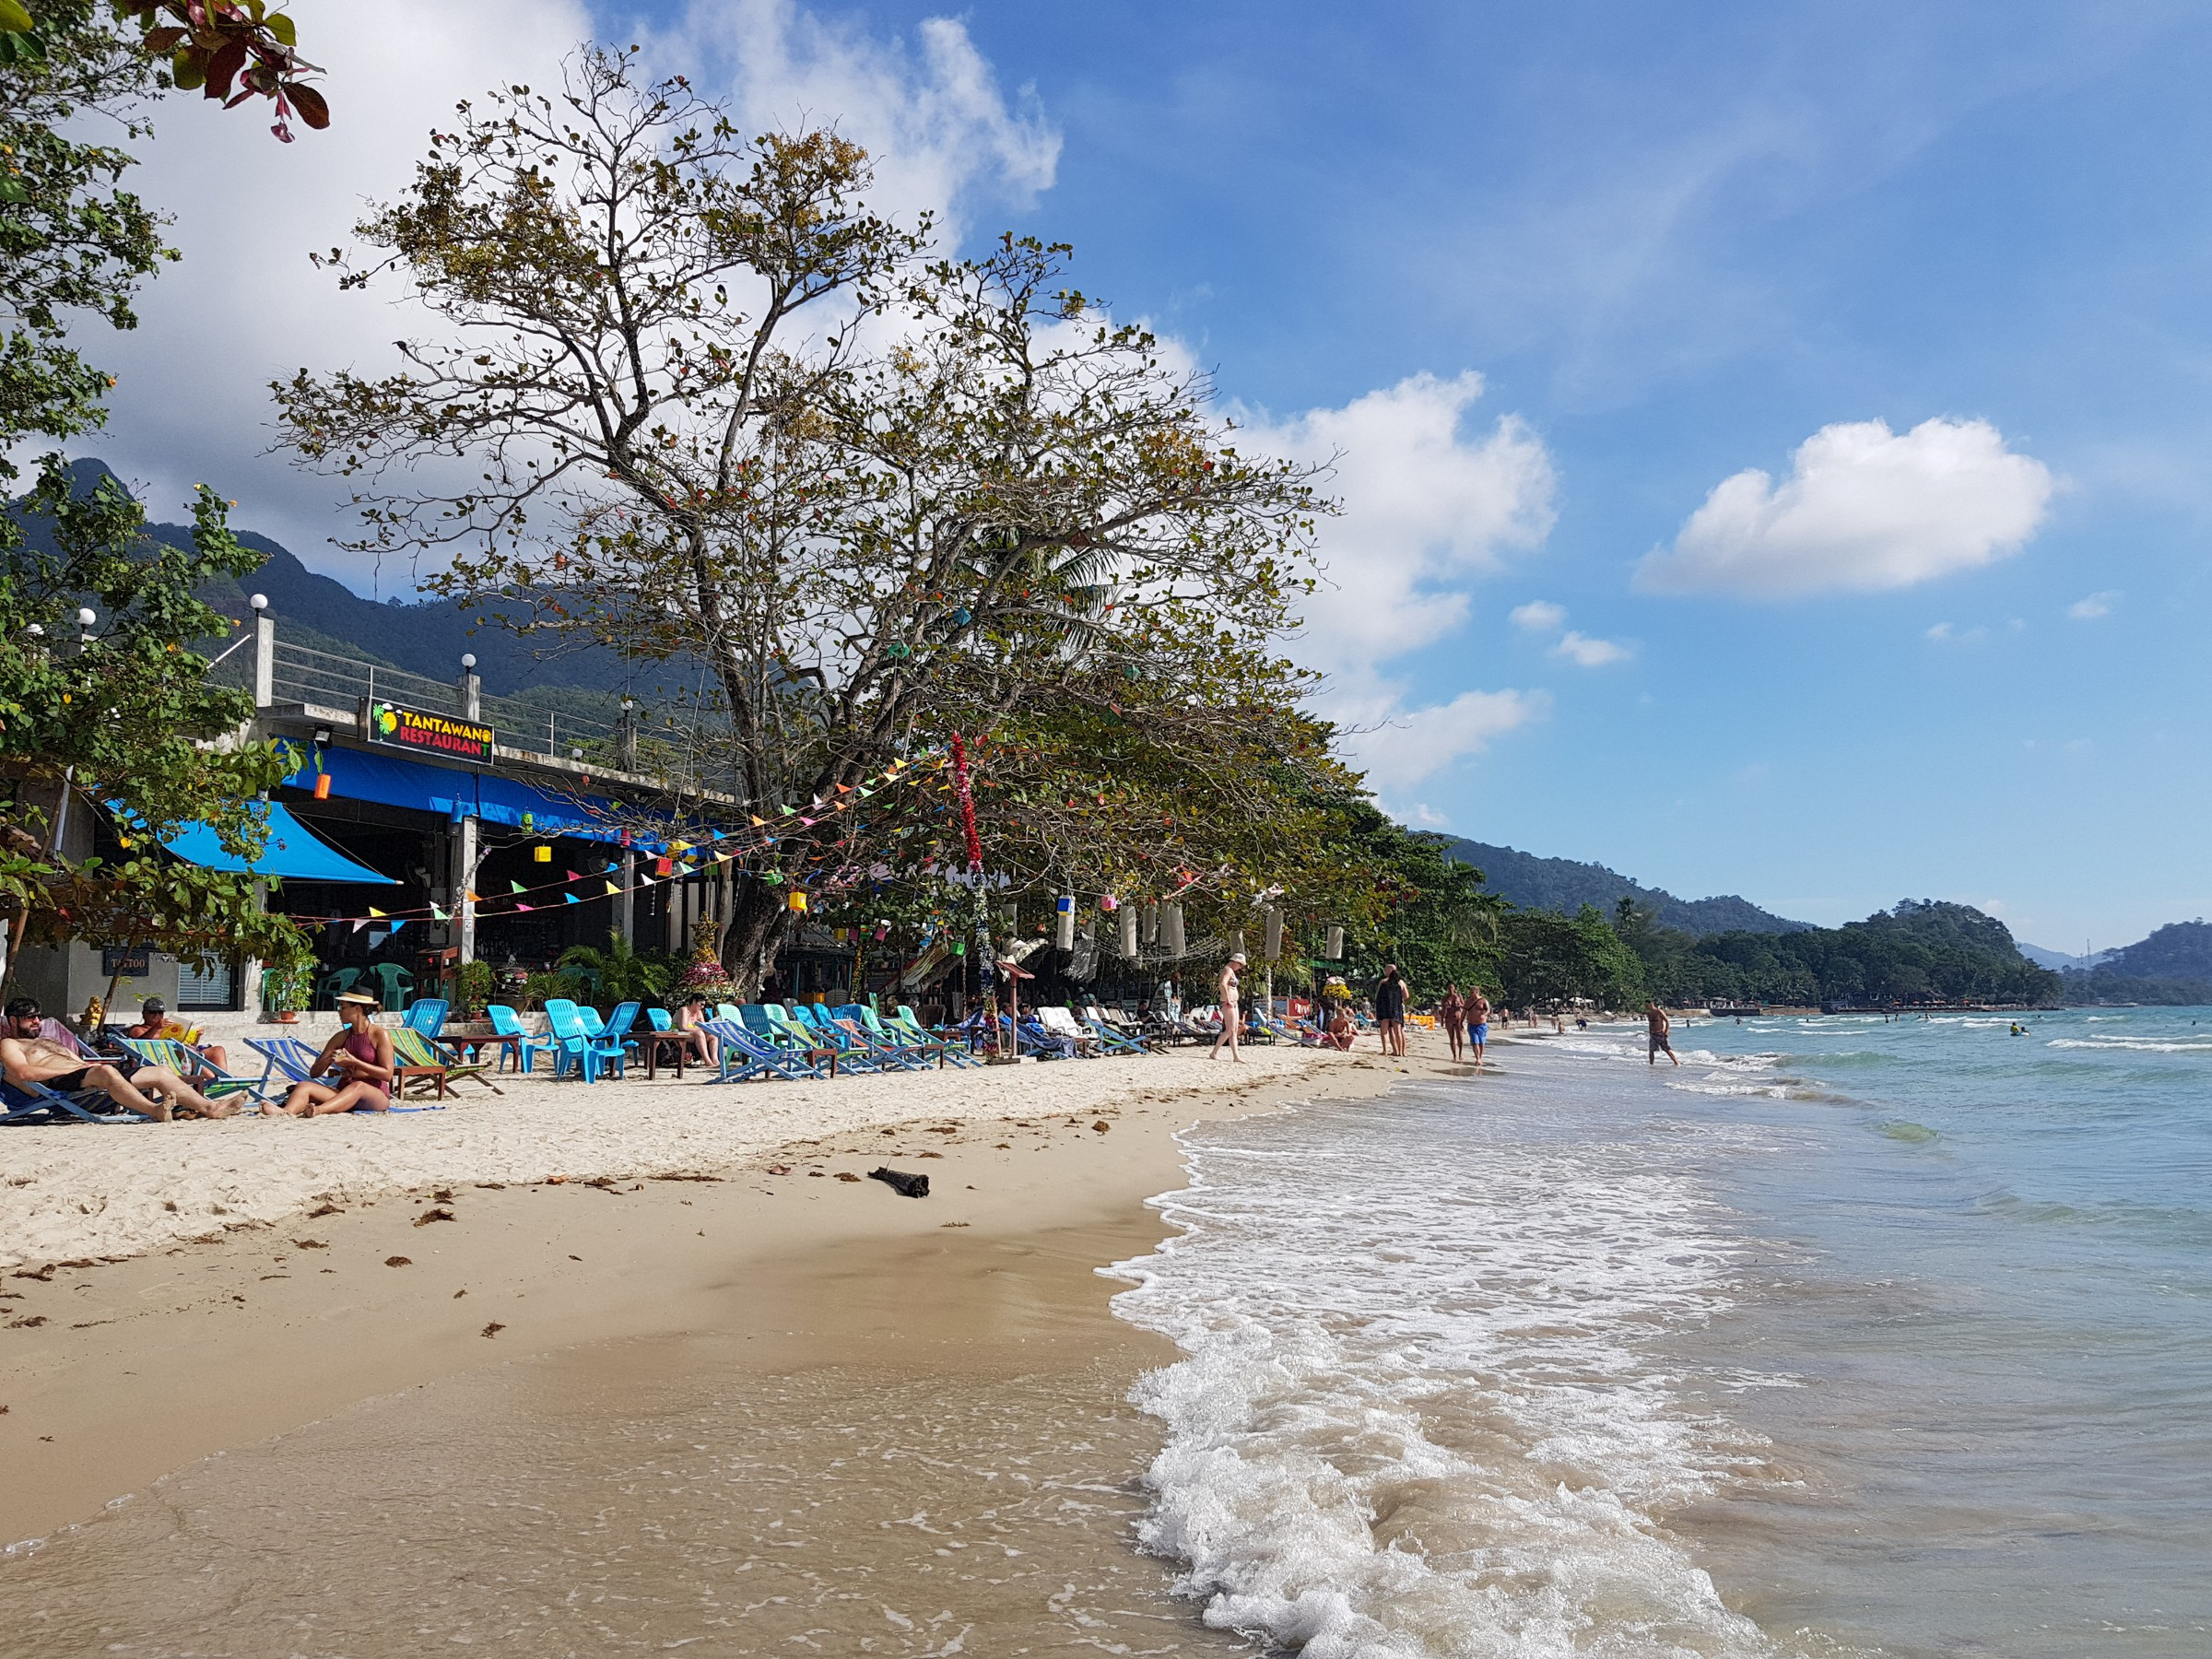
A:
[1466,985,1491,1069]
[1645,1000,1680,1066]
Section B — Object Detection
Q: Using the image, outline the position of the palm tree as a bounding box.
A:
[558,931,673,1006]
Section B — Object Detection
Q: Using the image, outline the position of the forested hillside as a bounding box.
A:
[1615,899,2059,1008]
[2060,920,2212,1005]
[1445,839,1807,936]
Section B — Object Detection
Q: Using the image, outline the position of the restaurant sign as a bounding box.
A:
[366,700,497,764]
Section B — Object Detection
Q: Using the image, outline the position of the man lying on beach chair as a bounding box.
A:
[2,995,232,1120]
[118,996,233,1078]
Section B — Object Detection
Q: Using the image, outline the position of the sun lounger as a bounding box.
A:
[1034,1006,1103,1056]
[389,1027,504,1094]
[114,1036,275,1104]
[1080,1006,1161,1054]
[245,1035,449,1110]
[1,1075,147,1124]
[701,1018,823,1082]
[790,1003,888,1073]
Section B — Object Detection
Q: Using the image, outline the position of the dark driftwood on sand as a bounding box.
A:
[867,1167,930,1198]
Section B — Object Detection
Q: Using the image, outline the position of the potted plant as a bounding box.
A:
[262,957,312,1023]
[455,959,497,1019]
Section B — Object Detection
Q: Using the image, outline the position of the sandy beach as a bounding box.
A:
[0,1037,1458,1597]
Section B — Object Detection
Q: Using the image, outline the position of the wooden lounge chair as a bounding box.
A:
[114,1036,276,1105]
[390,1026,503,1094]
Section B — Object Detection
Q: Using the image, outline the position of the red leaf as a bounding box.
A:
[288,81,328,128]
[203,36,247,100]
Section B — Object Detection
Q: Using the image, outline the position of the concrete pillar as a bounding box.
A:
[252,615,275,708]
[456,670,482,722]
[618,850,636,946]
[455,815,479,964]
[239,879,268,1012]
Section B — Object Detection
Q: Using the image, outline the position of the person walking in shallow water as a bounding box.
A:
[1439,983,1465,1061]
[1208,952,1247,1063]
[1645,1000,1680,1066]
[1466,985,1491,1069]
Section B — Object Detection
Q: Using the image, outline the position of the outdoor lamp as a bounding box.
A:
[461,653,477,670]
[620,696,635,712]
[788,890,808,912]
[249,594,267,613]
[76,606,97,641]
[312,725,333,747]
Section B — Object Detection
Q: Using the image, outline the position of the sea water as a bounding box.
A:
[1110,1010,2212,1657]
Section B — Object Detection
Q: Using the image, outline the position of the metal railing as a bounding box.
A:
[269,641,455,713]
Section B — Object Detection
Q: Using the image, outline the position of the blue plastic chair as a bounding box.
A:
[544,999,625,1082]
[402,998,449,1038]
[648,1007,673,1031]
[600,1001,641,1053]
[487,1005,551,1074]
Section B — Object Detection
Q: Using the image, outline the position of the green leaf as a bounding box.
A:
[266,11,297,47]
[0,0,34,33]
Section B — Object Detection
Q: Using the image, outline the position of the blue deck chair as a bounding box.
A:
[833,1004,934,1070]
[402,998,449,1038]
[2,1075,146,1124]
[889,1005,983,1068]
[740,1004,833,1072]
[792,1003,886,1073]
[543,999,626,1082]
[1080,1006,1159,1055]
[702,1018,822,1082]
[116,1036,276,1104]
[599,1000,641,1053]
[647,1007,673,1031]
[853,1004,960,1068]
[487,1005,552,1074]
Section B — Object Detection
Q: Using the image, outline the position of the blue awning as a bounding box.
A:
[161,802,397,884]
[281,746,641,845]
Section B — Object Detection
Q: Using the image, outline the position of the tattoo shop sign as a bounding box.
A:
[366,700,496,764]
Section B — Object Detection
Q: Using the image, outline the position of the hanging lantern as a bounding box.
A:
[788,890,809,912]
[1265,905,1284,961]
[654,855,674,877]
[1118,904,1140,959]
[1325,924,1346,960]
[1100,893,1118,912]
[312,773,332,800]
[1141,901,1159,947]
[534,844,552,864]
[1159,901,1185,956]
[1055,896,1076,951]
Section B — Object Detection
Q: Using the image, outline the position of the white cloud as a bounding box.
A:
[1550,629,1632,665]
[1925,620,1987,644]
[1340,687,1549,792]
[1239,371,1558,667]
[667,0,1059,234]
[1638,417,2053,597]
[1510,599,1568,632]
[2067,590,2120,619]
[78,0,1061,592]
[1409,803,1452,829]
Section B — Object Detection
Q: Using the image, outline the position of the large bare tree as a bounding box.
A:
[277,48,1338,992]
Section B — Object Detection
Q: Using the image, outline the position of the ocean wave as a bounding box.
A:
[1112,1098,1793,1658]
[2046,1037,2212,1053]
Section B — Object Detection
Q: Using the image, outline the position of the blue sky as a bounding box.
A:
[88,1,2212,947]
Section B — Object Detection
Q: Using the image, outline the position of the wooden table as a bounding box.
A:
[447,1032,526,1072]
[640,1030,696,1080]
[392,1063,449,1100]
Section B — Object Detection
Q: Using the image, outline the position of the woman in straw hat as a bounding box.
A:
[265,992,395,1116]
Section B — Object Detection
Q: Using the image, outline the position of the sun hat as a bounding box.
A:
[335,991,378,1007]
[1230,952,1248,963]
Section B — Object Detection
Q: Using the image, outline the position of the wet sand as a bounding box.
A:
[1,1041,1462,1654]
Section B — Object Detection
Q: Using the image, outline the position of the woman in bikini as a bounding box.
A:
[1440,983,1466,1061]
[1208,952,1247,1062]
[265,992,394,1116]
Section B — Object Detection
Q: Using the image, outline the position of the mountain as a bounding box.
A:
[2018,943,2114,971]
[1441,839,1811,937]
[2094,920,2212,982]
[54,458,641,698]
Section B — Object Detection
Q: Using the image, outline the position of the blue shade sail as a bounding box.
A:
[159,802,397,883]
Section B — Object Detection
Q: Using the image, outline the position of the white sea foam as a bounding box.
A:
[2047,1036,2212,1053]
[1111,1079,1794,1657]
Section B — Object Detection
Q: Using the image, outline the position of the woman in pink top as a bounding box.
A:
[265,992,394,1116]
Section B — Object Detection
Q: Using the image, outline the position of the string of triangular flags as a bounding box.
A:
[326,747,959,933]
